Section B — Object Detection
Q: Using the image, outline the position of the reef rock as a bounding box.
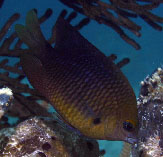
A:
[137,67,163,157]
[0,116,100,157]
[0,87,13,119]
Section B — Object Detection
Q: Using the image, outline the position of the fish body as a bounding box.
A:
[15,10,138,143]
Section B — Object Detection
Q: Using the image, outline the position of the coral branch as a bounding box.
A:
[0,59,23,75]
[0,14,19,41]
[59,0,163,49]
[116,58,130,68]
[0,58,52,123]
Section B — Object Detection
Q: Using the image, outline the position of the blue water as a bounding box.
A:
[0,0,163,156]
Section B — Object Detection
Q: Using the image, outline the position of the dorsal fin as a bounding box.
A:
[54,16,103,56]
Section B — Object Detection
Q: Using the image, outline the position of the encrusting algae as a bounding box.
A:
[15,10,138,144]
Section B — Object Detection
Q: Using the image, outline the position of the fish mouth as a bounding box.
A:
[125,137,138,144]
[125,128,138,144]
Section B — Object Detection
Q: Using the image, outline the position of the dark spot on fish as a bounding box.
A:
[86,141,94,151]
[51,136,56,140]
[93,117,101,124]
[42,142,51,151]
[37,152,46,157]
[123,121,133,132]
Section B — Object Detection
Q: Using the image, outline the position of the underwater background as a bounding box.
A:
[0,0,162,156]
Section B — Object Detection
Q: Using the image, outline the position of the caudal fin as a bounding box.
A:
[15,10,46,49]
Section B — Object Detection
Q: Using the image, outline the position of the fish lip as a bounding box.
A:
[125,137,138,144]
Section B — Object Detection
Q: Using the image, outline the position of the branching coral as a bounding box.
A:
[0,7,57,128]
[59,0,163,50]
[0,58,53,122]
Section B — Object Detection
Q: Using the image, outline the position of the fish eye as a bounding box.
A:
[123,121,134,132]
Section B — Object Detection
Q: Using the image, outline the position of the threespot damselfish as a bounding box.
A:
[15,10,138,144]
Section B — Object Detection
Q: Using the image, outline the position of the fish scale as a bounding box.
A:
[15,10,138,143]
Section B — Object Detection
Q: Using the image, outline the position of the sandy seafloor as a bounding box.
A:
[0,0,162,156]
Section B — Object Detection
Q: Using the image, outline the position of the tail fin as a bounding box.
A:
[15,10,46,49]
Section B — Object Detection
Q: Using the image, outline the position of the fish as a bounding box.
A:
[15,10,138,144]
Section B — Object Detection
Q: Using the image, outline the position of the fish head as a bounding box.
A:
[119,119,138,144]
[104,101,138,144]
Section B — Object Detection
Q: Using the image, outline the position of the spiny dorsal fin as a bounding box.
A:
[54,16,109,66]
[54,16,100,53]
